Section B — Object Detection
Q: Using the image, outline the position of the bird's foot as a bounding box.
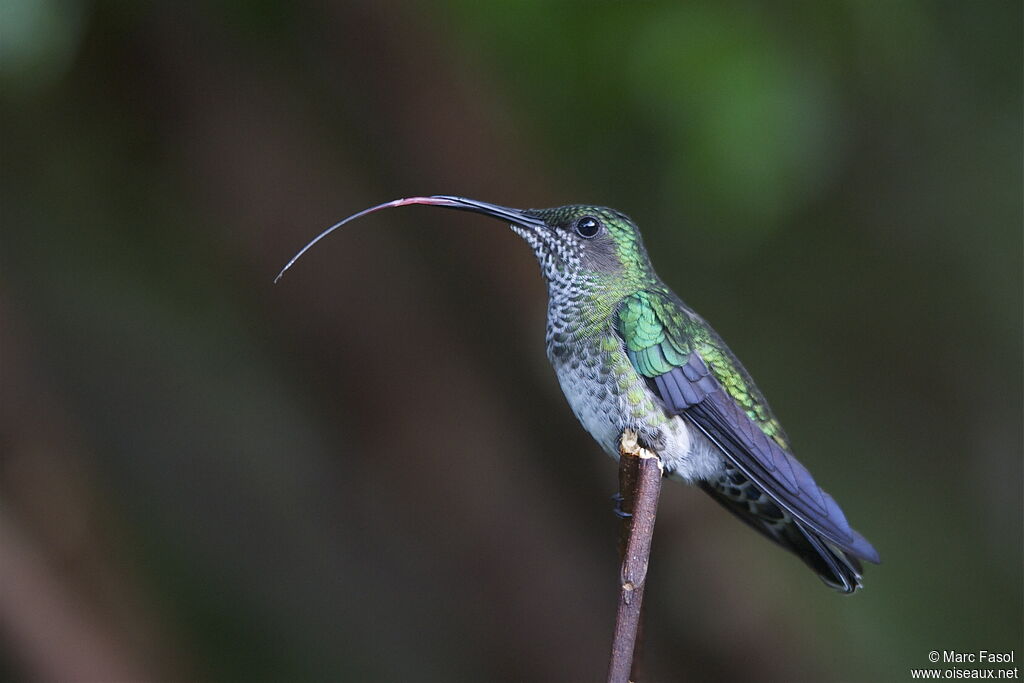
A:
[611,492,632,519]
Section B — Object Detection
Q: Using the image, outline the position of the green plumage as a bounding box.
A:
[617,288,788,448]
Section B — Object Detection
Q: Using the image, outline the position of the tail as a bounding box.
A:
[700,466,873,593]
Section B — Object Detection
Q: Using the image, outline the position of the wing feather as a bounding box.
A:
[615,290,880,565]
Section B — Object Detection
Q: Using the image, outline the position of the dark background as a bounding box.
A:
[1,2,1021,681]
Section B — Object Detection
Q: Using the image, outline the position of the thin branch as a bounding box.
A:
[608,430,664,683]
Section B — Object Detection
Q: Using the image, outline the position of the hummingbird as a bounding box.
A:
[276,196,880,592]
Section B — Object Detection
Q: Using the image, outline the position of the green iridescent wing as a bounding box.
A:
[615,289,879,573]
[617,289,787,443]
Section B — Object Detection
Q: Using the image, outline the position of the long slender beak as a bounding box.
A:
[274,195,544,283]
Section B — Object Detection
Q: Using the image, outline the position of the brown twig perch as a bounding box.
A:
[608,430,664,683]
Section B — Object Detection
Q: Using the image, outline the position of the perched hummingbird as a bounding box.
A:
[276,196,880,592]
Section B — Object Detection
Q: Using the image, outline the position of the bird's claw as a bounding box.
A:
[611,492,632,518]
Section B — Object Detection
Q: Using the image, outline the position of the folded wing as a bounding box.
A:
[616,290,879,590]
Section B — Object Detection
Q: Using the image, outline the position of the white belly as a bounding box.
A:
[550,350,725,483]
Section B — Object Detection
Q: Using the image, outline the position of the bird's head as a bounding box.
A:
[275,196,656,293]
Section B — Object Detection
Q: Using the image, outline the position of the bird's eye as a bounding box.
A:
[574,216,601,238]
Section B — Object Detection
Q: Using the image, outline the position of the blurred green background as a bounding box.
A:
[1,1,1021,681]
